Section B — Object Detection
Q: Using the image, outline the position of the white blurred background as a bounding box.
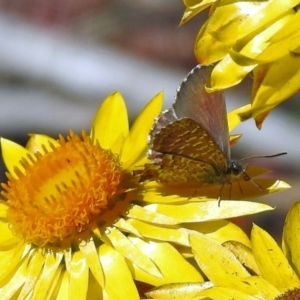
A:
[0,0,299,240]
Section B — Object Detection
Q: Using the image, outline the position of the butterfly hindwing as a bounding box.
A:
[141,152,220,183]
[142,117,228,183]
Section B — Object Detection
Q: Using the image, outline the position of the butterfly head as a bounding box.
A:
[228,160,245,180]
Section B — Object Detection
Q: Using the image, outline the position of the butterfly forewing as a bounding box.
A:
[172,65,230,161]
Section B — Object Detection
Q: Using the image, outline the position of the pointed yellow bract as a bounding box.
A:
[26,134,59,154]
[121,92,163,169]
[148,205,300,299]
[99,244,140,300]
[69,251,89,300]
[181,0,217,25]
[251,224,300,292]
[283,200,300,276]
[1,138,31,178]
[182,0,300,126]
[90,92,129,154]
[128,237,204,286]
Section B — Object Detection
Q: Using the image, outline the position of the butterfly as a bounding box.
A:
[139,65,285,198]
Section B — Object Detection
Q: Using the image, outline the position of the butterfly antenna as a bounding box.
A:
[239,152,287,162]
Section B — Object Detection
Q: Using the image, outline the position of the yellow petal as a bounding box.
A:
[99,244,139,300]
[145,200,273,223]
[186,220,251,248]
[0,203,7,218]
[227,104,250,131]
[236,102,268,126]
[0,222,18,248]
[30,251,63,299]
[0,253,30,299]
[147,282,213,300]
[223,241,259,275]
[190,233,256,295]
[68,251,89,300]
[105,227,162,278]
[241,276,280,299]
[26,134,59,154]
[233,17,299,64]
[79,239,104,287]
[138,187,188,204]
[42,265,63,300]
[251,55,300,117]
[180,0,216,25]
[127,204,179,225]
[195,21,227,64]
[282,199,300,276]
[121,92,163,169]
[229,134,242,148]
[251,224,300,292]
[129,236,203,286]
[269,8,300,43]
[194,1,270,64]
[114,217,142,237]
[231,10,294,62]
[90,92,129,154]
[207,1,297,48]
[209,55,254,90]
[195,286,256,300]
[56,271,69,300]
[204,2,267,45]
[1,138,31,178]
[127,218,189,246]
[0,206,20,248]
[236,0,299,43]
[86,269,103,300]
[18,249,45,299]
[0,242,27,284]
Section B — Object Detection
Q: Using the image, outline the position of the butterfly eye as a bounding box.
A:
[229,161,243,177]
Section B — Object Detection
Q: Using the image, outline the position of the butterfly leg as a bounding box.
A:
[217,183,226,207]
[243,172,263,192]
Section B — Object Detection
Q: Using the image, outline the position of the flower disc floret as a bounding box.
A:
[1,131,123,247]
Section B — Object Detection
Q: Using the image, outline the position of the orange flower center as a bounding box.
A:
[1,131,123,247]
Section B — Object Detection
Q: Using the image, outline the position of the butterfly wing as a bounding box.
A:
[141,65,230,184]
[142,118,228,183]
[141,153,219,183]
[172,65,231,161]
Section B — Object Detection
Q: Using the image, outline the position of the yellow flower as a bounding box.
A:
[0,89,291,299]
[0,92,205,300]
[181,0,300,128]
[147,199,300,299]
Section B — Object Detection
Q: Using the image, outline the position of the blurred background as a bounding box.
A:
[0,0,299,241]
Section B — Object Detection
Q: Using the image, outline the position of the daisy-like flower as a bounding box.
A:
[0,91,208,300]
[0,90,290,299]
[181,0,300,128]
[147,199,300,300]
